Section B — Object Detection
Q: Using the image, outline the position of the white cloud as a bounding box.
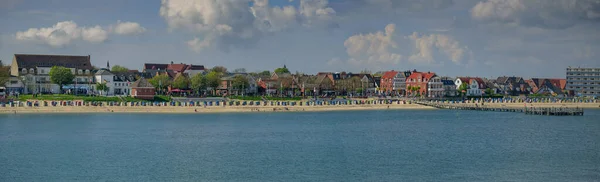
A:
[16,21,92,47]
[471,0,600,28]
[15,20,145,47]
[408,32,471,64]
[160,0,337,52]
[344,24,402,66]
[340,23,472,69]
[81,25,108,43]
[111,21,146,35]
[187,37,212,52]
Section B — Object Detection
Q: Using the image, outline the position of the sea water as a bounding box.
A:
[1,110,599,181]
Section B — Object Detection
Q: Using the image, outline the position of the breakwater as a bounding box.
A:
[416,101,584,116]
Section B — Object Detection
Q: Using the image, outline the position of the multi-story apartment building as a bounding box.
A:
[10,54,94,94]
[566,67,600,97]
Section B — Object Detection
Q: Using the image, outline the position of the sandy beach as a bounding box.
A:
[0,103,434,114]
[2,99,598,114]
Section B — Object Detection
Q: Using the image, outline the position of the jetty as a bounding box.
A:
[416,101,584,116]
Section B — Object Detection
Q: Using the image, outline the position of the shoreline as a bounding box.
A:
[1,100,598,114]
[0,104,435,114]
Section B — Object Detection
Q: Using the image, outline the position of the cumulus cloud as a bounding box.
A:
[81,25,108,43]
[15,21,107,47]
[341,23,472,68]
[159,0,337,52]
[408,32,471,64]
[111,21,146,35]
[471,0,600,28]
[15,20,145,47]
[344,24,402,66]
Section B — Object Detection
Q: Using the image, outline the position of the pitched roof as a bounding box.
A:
[441,80,454,85]
[167,64,187,72]
[131,78,154,88]
[457,77,487,89]
[382,70,399,79]
[187,65,205,70]
[144,63,168,70]
[95,69,113,76]
[13,54,93,70]
[407,71,436,82]
[113,73,137,82]
[529,78,566,93]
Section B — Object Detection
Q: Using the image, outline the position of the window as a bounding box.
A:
[29,68,34,74]
[78,70,83,75]
[85,70,90,74]
[22,68,27,74]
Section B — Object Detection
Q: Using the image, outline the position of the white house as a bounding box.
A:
[94,69,115,96]
[456,77,487,96]
[427,76,444,97]
[113,73,136,96]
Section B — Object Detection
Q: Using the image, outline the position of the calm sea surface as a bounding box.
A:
[1,110,599,181]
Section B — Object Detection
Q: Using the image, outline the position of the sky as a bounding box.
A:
[0,0,599,78]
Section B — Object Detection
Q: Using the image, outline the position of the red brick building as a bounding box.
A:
[405,71,436,96]
[380,70,398,94]
[131,78,155,100]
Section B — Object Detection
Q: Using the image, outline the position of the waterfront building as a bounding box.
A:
[455,77,487,96]
[130,77,155,99]
[4,76,25,94]
[566,67,600,97]
[405,71,437,97]
[381,70,411,96]
[220,73,258,96]
[427,75,444,98]
[527,78,566,96]
[143,62,205,77]
[10,54,94,94]
[441,77,457,97]
[494,76,529,96]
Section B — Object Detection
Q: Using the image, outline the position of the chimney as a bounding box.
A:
[170,61,174,64]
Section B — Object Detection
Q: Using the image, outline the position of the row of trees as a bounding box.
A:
[147,66,251,96]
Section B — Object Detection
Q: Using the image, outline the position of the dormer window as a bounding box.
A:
[22,68,27,74]
[78,70,83,75]
[85,70,90,74]
[29,68,34,74]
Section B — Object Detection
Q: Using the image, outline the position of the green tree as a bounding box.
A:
[49,66,75,93]
[258,70,271,76]
[231,75,249,95]
[274,67,290,74]
[458,83,468,96]
[0,64,10,87]
[206,71,221,94]
[96,82,109,96]
[172,75,190,89]
[149,74,171,94]
[485,88,493,95]
[190,73,207,94]
[211,66,228,74]
[111,65,129,73]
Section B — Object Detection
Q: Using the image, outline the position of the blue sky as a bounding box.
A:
[1,0,599,78]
